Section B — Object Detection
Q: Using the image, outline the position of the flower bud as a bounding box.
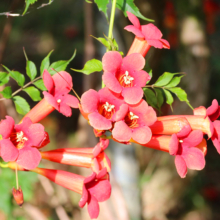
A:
[12,187,24,207]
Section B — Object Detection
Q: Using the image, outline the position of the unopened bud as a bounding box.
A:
[12,187,24,207]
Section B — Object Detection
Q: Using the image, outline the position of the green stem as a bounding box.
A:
[108,0,117,41]
[0,76,42,102]
[0,162,8,168]
[102,0,117,89]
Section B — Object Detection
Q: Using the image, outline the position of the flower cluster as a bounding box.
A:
[1,11,220,220]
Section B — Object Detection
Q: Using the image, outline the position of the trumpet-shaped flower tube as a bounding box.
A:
[194,99,220,121]
[112,100,157,144]
[150,117,192,137]
[34,168,111,219]
[41,139,111,173]
[24,70,79,123]
[169,130,206,178]
[125,12,170,57]
[81,87,124,130]
[157,115,214,138]
[102,51,150,104]
[0,116,46,169]
[7,163,111,219]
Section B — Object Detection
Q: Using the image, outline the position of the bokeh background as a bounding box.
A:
[1,0,220,219]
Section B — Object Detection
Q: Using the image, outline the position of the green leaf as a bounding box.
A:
[116,0,154,22]
[26,60,37,81]
[13,96,30,115]
[0,86,12,99]
[72,59,103,75]
[91,36,110,49]
[163,89,174,110]
[3,65,25,87]
[112,38,119,51]
[10,71,25,87]
[40,50,54,75]
[143,88,158,109]
[23,86,42,101]
[165,75,184,88]
[48,50,76,75]
[23,0,38,15]
[154,88,164,108]
[0,72,9,86]
[168,87,193,109]
[94,0,109,18]
[146,69,152,85]
[33,79,47,91]
[154,72,176,87]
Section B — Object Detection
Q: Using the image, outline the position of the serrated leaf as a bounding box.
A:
[168,87,193,109]
[23,86,42,101]
[94,0,109,18]
[154,88,164,108]
[154,72,176,87]
[165,75,184,88]
[143,88,158,109]
[0,72,9,86]
[40,50,54,75]
[0,86,12,99]
[72,59,103,75]
[33,79,47,91]
[13,96,30,115]
[48,50,76,75]
[23,0,38,15]
[146,69,152,85]
[116,0,154,22]
[163,89,173,110]
[26,60,37,80]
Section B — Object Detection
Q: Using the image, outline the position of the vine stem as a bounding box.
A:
[102,0,117,89]
[0,76,42,102]
[108,0,117,40]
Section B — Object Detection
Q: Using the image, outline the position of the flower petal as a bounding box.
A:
[132,126,152,144]
[124,25,144,38]
[16,146,41,170]
[62,94,79,108]
[88,112,112,130]
[182,130,203,148]
[53,71,73,95]
[122,53,145,71]
[182,147,205,170]
[43,69,54,94]
[134,70,151,87]
[122,87,143,105]
[102,72,122,94]
[25,123,46,147]
[145,39,164,49]
[81,89,99,113]
[0,139,18,162]
[169,134,179,155]
[141,24,163,39]
[87,196,100,219]
[0,116,15,139]
[112,121,132,142]
[102,51,122,72]
[127,11,141,29]
[115,104,129,121]
[43,91,59,110]
[159,39,170,49]
[175,156,187,178]
[59,103,72,117]
[15,117,32,132]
